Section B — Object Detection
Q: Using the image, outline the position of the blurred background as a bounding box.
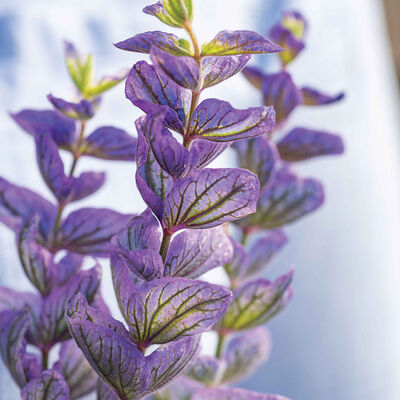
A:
[1,0,400,399]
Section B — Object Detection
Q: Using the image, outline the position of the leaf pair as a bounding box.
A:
[64,40,128,99]
[66,294,202,399]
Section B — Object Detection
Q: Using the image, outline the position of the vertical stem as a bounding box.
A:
[41,348,49,370]
[215,333,225,359]
[159,230,172,263]
[69,120,86,177]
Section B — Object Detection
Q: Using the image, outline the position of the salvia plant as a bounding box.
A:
[0,3,344,400]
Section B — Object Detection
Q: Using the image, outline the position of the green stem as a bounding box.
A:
[41,349,49,370]
[215,333,225,359]
[159,230,172,263]
[69,120,86,177]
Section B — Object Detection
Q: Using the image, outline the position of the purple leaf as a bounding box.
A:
[66,305,148,399]
[97,379,119,400]
[115,31,192,56]
[30,264,101,345]
[301,87,345,106]
[126,61,191,134]
[223,239,249,283]
[67,294,131,341]
[249,167,324,229]
[17,216,55,294]
[11,109,77,149]
[154,376,204,400]
[219,271,294,331]
[57,208,132,256]
[144,337,200,395]
[192,387,289,400]
[48,94,100,120]
[69,171,106,202]
[82,126,137,161]
[54,339,97,400]
[0,177,57,241]
[151,47,200,90]
[21,370,70,400]
[202,55,251,89]
[233,136,278,188]
[242,66,264,90]
[111,255,141,325]
[135,117,174,218]
[188,140,229,170]
[201,30,283,56]
[55,252,84,286]
[0,287,39,313]
[186,355,222,385]
[222,327,271,384]
[0,309,42,388]
[140,108,192,177]
[245,231,288,278]
[269,11,307,65]
[261,71,302,124]
[143,2,183,28]
[277,127,344,162]
[189,99,275,142]
[125,277,232,345]
[162,168,259,232]
[164,226,233,278]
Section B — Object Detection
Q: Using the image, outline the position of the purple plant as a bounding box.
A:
[0,3,344,400]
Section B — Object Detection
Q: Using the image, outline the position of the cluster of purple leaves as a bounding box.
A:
[0,3,344,400]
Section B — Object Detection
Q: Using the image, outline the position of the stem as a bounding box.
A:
[49,203,65,247]
[41,349,49,370]
[185,22,201,64]
[69,120,86,177]
[215,333,225,358]
[241,230,250,246]
[159,230,172,263]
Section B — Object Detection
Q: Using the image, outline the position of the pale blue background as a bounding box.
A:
[1,0,400,399]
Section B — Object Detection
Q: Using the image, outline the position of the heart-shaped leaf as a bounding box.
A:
[115,31,192,56]
[201,30,283,56]
[11,109,76,149]
[57,208,132,256]
[233,136,278,188]
[162,168,259,232]
[202,55,251,89]
[144,336,200,395]
[164,226,233,278]
[221,327,271,384]
[126,61,191,134]
[219,271,293,331]
[21,370,70,400]
[277,127,344,162]
[189,99,275,143]
[248,167,324,229]
[125,277,232,345]
[82,126,137,161]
